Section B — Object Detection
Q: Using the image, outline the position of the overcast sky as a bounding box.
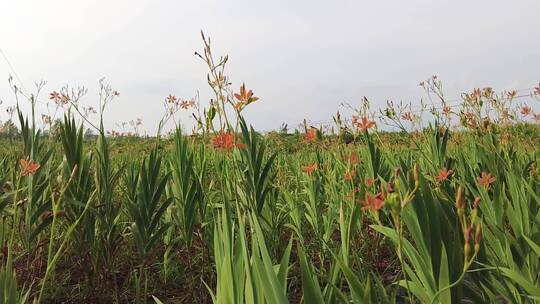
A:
[1,0,539,133]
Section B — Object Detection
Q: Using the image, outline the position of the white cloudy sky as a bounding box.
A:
[1,0,539,133]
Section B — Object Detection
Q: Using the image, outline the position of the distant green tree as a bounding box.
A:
[0,120,20,142]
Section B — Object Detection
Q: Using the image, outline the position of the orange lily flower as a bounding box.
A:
[303,128,318,142]
[360,192,384,212]
[521,106,531,117]
[346,153,360,165]
[212,132,236,150]
[234,83,259,104]
[436,168,453,181]
[365,177,375,187]
[442,106,451,116]
[477,172,495,187]
[506,90,517,99]
[401,112,413,121]
[356,117,375,132]
[20,159,40,177]
[180,100,190,109]
[303,163,318,174]
[166,94,178,104]
[49,91,61,103]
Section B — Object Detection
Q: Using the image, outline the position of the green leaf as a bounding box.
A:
[298,247,324,304]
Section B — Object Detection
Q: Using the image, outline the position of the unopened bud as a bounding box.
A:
[456,186,464,210]
[386,192,400,211]
[464,224,473,244]
[413,163,420,185]
[472,197,481,209]
[471,209,478,224]
[464,243,471,259]
[475,223,482,245]
[473,223,482,255]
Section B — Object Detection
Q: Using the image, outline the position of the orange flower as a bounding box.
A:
[180,100,190,109]
[212,132,236,150]
[303,163,318,174]
[20,159,40,177]
[49,91,61,103]
[234,83,259,104]
[346,153,360,165]
[521,106,531,117]
[365,177,375,187]
[344,170,355,181]
[360,192,384,212]
[166,94,178,104]
[303,128,318,142]
[356,117,375,132]
[534,114,540,122]
[506,90,517,99]
[442,106,451,116]
[482,87,493,98]
[401,112,413,121]
[435,168,453,181]
[477,172,495,187]
[210,74,226,88]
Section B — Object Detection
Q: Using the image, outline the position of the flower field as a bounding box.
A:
[0,36,539,303]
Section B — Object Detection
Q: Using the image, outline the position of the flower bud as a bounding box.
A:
[464,243,470,260]
[472,197,481,209]
[413,163,420,185]
[464,224,473,244]
[455,186,464,210]
[386,192,400,212]
[475,223,482,245]
[471,208,478,224]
